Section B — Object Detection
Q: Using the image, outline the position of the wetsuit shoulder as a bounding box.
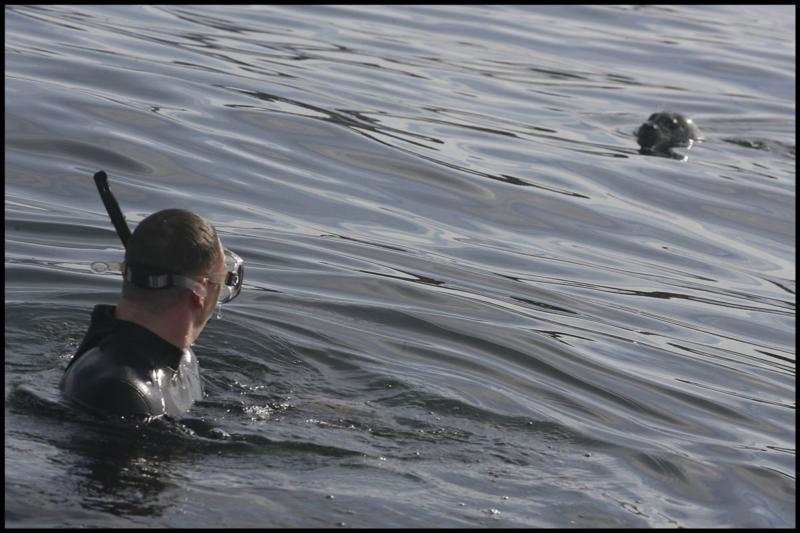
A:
[62,360,154,416]
[61,346,153,416]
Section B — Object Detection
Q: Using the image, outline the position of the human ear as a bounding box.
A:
[190,285,206,309]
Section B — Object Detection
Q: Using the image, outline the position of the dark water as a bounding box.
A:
[5,5,795,528]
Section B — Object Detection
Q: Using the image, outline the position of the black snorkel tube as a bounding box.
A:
[93,170,131,249]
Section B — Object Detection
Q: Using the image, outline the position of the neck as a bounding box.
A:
[115,299,203,350]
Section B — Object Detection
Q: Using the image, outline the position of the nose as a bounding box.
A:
[636,122,659,148]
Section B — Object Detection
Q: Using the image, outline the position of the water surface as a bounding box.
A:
[5,4,795,527]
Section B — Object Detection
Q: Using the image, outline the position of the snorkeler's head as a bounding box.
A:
[121,209,222,302]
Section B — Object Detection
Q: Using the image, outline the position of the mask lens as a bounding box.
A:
[217,249,244,304]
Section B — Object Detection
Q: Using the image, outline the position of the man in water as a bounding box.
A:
[61,208,243,419]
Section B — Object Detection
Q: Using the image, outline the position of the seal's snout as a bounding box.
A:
[636,122,659,149]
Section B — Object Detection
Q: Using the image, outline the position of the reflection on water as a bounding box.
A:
[5,3,795,528]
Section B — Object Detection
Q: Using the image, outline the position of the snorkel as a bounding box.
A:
[93,170,131,248]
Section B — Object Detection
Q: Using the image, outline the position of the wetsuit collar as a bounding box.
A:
[70,304,185,371]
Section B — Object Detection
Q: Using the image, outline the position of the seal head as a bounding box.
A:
[636,112,702,157]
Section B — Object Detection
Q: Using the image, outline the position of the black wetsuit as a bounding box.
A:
[60,304,203,418]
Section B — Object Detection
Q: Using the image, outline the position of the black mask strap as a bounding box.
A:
[93,170,132,248]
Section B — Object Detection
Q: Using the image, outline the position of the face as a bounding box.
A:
[195,238,226,327]
[636,112,700,153]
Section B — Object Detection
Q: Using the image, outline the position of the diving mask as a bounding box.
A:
[206,248,244,304]
[123,248,244,305]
